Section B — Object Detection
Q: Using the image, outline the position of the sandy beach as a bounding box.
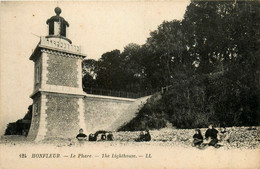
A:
[0,127,259,169]
[0,141,259,169]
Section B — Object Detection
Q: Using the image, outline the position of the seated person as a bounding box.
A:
[88,133,97,141]
[101,133,107,141]
[76,128,87,141]
[205,124,219,146]
[218,127,230,145]
[192,129,203,146]
[144,130,151,142]
[107,132,114,141]
[135,131,145,142]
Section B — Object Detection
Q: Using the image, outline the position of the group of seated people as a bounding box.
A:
[76,129,114,141]
[76,124,229,147]
[192,124,230,148]
[76,128,152,142]
[135,130,151,142]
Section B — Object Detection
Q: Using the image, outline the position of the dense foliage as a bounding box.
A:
[82,1,259,130]
[5,105,32,135]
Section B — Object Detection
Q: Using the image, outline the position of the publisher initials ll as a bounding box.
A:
[145,154,152,158]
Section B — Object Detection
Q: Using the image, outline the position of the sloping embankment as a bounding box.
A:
[107,95,152,131]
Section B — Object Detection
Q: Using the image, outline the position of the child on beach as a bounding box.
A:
[76,128,87,141]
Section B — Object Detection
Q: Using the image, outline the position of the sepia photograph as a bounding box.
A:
[0,1,259,169]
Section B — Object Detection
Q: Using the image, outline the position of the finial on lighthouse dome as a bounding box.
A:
[46,7,71,43]
[54,7,62,16]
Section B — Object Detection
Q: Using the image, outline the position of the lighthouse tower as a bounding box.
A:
[27,7,87,141]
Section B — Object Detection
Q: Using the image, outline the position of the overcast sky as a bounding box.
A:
[0,1,189,135]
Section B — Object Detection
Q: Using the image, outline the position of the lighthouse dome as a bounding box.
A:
[46,7,70,41]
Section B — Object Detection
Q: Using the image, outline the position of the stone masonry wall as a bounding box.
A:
[46,54,78,88]
[45,95,80,138]
[108,96,151,131]
[84,96,134,133]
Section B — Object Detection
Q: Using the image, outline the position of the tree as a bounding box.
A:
[82,59,98,90]
[119,0,260,130]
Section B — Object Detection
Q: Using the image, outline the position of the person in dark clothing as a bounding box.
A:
[88,133,96,141]
[135,131,145,142]
[205,124,219,146]
[76,128,87,141]
[193,129,203,146]
[144,130,151,141]
[107,132,114,141]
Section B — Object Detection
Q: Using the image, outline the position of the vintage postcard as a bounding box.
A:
[0,1,259,169]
